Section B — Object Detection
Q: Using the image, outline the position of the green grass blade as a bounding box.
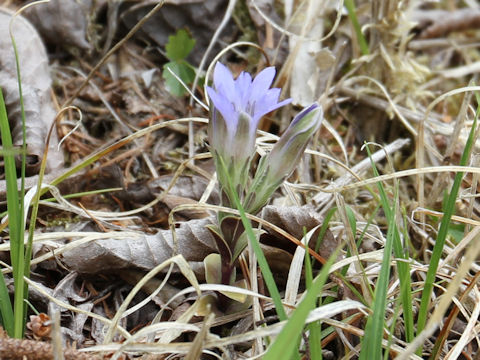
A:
[23,118,57,336]
[0,270,14,335]
[344,0,369,55]
[366,144,414,344]
[0,87,24,338]
[304,229,322,360]
[9,22,28,338]
[416,98,479,344]
[360,198,395,360]
[0,89,15,335]
[263,245,340,360]
[360,143,414,358]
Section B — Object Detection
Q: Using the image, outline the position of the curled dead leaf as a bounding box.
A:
[26,313,51,340]
[61,217,218,280]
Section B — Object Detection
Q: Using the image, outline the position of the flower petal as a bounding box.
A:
[249,67,276,103]
[213,62,239,107]
[235,71,252,109]
[252,89,292,123]
[207,86,237,133]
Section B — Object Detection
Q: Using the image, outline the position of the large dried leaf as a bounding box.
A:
[23,0,93,51]
[61,205,336,281]
[61,217,218,279]
[0,7,63,174]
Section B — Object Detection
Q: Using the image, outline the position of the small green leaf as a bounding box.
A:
[162,61,196,97]
[447,223,465,245]
[165,29,196,61]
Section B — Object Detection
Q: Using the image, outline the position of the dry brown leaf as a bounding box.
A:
[60,205,336,288]
[261,205,338,260]
[23,0,93,51]
[149,174,219,203]
[61,217,218,279]
[0,7,63,175]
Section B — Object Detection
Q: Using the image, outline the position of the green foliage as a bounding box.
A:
[0,89,16,336]
[344,0,369,55]
[165,29,195,61]
[415,96,479,353]
[162,29,197,97]
[447,222,465,244]
[360,144,414,359]
[304,228,322,360]
[264,243,340,360]
[217,156,287,321]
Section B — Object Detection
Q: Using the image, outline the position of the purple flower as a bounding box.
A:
[206,62,291,162]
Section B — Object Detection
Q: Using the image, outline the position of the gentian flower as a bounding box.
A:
[244,103,323,214]
[203,63,323,303]
[206,62,291,204]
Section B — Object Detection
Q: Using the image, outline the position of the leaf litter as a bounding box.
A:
[0,0,479,358]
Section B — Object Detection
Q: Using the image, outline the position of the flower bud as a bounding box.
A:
[244,103,323,214]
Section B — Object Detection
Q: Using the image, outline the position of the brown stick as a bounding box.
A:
[0,338,101,360]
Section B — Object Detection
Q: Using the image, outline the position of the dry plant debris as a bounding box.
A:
[0,0,479,359]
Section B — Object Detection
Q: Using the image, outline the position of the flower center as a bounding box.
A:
[245,101,256,117]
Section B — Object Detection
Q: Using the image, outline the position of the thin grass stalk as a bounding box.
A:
[395,210,414,343]
[359,186,396,359]
[263,243,341,360]
[344,0,369,55]
[384,298,402,360]
[23,114,58,329]
[0,89,15,335]
[313,207,337,265]
[0,80,24,338]
[360,143,414,357]
[415,102,478,351]
[304,229,322,360]
[429,270,480,359]
[366,144,414,343]
[10,19,29,338]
